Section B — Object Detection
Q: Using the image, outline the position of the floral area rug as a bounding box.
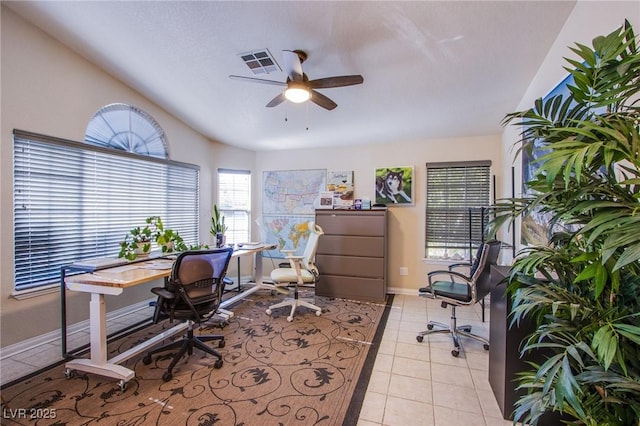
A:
[1,291,392,425]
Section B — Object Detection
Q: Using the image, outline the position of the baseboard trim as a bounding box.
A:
[0,298,155,360]
[386,286,415,296]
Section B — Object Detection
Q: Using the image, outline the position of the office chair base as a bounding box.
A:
[416,308,489,357]
[266,297,322,322]
[143,325,224,381]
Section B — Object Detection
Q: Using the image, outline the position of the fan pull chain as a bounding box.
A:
[306,102,309,131]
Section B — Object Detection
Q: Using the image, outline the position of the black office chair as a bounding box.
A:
[143,247,233,381]
[416,240,501,357]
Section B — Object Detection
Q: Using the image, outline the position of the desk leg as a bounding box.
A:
[237,257,241,292]
[90,292,107,365]
[65,291,135,388]
[221,250,274,309]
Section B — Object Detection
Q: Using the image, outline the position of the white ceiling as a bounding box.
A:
[5,1,577,151]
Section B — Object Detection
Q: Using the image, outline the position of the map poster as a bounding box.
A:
[262,169,326,214]
[327,170,354,208]
[260,215,315,258]
[261,169,326,257]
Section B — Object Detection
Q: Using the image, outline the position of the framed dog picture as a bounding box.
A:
[375,166,414,206]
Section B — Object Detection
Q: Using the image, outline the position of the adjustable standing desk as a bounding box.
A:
[61,244,276,390]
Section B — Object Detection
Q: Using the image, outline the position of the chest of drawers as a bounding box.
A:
[315,209,387,302]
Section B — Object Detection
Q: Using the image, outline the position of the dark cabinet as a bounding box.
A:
[489,265,571,424]
[489,265,530,419]
[314,209,387,302]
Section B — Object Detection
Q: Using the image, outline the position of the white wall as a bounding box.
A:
[499,1,640,258]
[0,7,255,347]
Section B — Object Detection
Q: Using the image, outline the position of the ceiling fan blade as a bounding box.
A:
[310,90,337,110]
[282,50,304,81]
[308,75,364,89]
[229,75,286,87]
[266,93,286,108]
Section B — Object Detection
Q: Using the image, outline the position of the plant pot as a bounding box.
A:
[215,233,226,248]
[160,241,175,253]
[135,241,151,256]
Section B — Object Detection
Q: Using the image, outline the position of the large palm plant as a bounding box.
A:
[491,21,640,425]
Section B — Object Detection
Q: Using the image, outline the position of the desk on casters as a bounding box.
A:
[61,244,276,391]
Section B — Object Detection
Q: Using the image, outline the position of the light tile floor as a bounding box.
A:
[1,294,511,426]
[357,294,512,426]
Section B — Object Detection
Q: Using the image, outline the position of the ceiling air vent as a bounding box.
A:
[239,49,280,75]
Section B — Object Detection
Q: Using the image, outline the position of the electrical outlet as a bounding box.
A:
[399,267,408,276]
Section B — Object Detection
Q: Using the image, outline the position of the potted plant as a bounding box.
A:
[118,224,154,260]
[118,216,187,260]
[155,225,187,254]
[210,204,228,247]
[490,21,640,425]
[149,216,187,253]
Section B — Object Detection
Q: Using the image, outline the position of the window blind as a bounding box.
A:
[13,130,200,291]
[218,168,251,244]
[425,161,491,256]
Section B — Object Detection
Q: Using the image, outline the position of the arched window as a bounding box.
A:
[85,103,169,159]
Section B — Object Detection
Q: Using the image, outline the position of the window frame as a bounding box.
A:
[217,168,251,245]
[12,129,200,294]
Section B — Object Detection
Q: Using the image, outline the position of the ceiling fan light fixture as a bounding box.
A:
[284,84,310,103]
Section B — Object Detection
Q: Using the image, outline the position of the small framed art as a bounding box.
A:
[374,166,414,205]
[327,170,354,208]
[318,191,335,209]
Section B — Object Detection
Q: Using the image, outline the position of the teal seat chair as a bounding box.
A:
[417,240,501,357]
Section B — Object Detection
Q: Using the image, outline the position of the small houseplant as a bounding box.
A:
[210,204,228,247]
[153,216,187,253]
[118,216,187,260]
[118,224,153,260]
[490,21,640,425]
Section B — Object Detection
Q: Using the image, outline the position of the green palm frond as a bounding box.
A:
[495,20,640,425]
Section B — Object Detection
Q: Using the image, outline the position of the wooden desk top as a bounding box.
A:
[65,244,276,289]
[65,258,174,288]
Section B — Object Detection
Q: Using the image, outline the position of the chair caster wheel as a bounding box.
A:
[287,316,293,322]
[218,340,226,348]
[118,380,127,392]
[214,359,223,369]
[162,371,173,382]
[266,309,272,315]
[427,324,434,330]
[142,354,152,365]
[315,310,321,316]
[483,344,490,350]
[416,335,424,343]
[65,368,73,379]
[451,349,460,357]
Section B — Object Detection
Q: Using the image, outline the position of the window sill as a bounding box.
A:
[11,284,59,300]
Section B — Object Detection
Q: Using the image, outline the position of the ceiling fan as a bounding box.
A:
[229,50,364,111]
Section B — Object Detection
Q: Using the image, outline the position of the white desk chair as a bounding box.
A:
[266,222,324,321]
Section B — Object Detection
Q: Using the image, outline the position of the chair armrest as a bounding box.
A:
[284,255,304,260]
[448,262,471,271]
[427,270,472,286]
[278,248,303,260]
[151,287,175,300]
